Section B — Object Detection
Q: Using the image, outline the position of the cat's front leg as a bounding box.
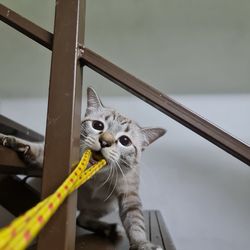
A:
[0,133,44,167]
[118,192,163,250]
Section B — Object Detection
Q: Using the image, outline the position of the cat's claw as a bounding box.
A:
[103,223,124,240]
[0,133,8,146]
[0,133,30,155]
[2,137,8,146]
[0,134,16,147]
[130,242,163,250]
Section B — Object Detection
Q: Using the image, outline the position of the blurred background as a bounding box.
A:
[0,1,250,250]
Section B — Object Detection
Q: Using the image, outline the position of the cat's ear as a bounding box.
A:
[86,87,104,112]
[141,127,166,148]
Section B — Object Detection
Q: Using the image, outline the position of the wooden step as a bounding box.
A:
[75,210,176,250]
[0,114,43,176]
[0,114,44,142]
[0,145,42,176]
[28,210,175,250]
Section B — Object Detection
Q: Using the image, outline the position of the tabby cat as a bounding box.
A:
[0,87,166,250]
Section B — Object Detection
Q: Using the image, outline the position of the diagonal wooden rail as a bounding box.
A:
[80,49,250,165]
[0,3,249,166]
[0,4,52,50]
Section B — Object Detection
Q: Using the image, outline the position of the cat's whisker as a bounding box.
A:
[96,165,113,190]
[82,138,95,148]
[108,151,119,161]
[114,160,129,201]
[87,137,95,144]
[104,166,118,201]
[105,164,114,195]
[119,158,132,169]
[80,131,88,136]
[4,87,166,249]
[115,160,125,178]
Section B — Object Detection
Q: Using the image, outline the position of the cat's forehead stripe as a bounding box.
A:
[104,115,111,121]
[125,125,130,132]
[120,120,127,125]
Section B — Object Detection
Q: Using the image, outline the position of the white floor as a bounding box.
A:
[0,94,249,250]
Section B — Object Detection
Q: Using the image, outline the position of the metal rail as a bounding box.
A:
[80,49,250,165]
[36,1,86,250]
[0,3,249,166]
[0,4,52,50]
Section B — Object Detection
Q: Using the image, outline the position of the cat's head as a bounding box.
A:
[81,87,166,170]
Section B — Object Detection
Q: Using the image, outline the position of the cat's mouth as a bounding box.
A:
[90,150,105,165]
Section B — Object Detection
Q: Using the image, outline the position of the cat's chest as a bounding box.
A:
[86,169,117,199]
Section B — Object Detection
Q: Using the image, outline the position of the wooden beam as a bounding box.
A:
[0,5,250,165]
[0,146,42,176]
[0,4,52,50]
[0,115,44,142]
[80,48,250,166]
[37,1,86,249]
[0,3,249,166]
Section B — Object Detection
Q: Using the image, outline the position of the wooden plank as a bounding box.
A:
[75,233,127,250]
[0,145,42,176]
[0,145,25,168]
[31,210,174,250]
[143,210,151,241]
[37,0,86,249]
[0,115,43,175]
[0,4,53,50]
[0,175,40,216]
[150,210,164,248]
[75,211,175,250]
[156,210,176,250]
[81,48,250,166]
[0,115,44,142]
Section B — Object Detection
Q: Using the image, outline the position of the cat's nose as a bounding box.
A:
[99,132,115,148]
[99,139,111,148]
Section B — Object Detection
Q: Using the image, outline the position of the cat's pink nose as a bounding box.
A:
[99,139,111,148]
[99,132,115,148]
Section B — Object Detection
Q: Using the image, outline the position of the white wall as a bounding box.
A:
[0,94,250,250]
[1,0,250,98]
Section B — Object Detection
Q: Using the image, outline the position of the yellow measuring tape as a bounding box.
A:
[0,150,106,250]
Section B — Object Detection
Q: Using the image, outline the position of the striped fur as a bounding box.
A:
[0,87,166,250]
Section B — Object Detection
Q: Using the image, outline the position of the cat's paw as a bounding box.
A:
[130,241,163,250]
[0,133,31,157]
[103,223,124,239]
[0,133,30,154]
[0,133,12,146]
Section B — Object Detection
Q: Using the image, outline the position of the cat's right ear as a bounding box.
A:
[86,87,104,113]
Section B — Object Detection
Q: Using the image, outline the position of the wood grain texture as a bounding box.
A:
[0,4,53,50]
[37,1,86,250]
[75,210,175,250]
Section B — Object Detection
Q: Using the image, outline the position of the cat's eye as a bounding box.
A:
[92,120,104,131]
[119,135,132,146]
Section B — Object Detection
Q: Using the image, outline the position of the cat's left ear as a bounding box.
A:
[86,87,104,113]
[141,127,166,149]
